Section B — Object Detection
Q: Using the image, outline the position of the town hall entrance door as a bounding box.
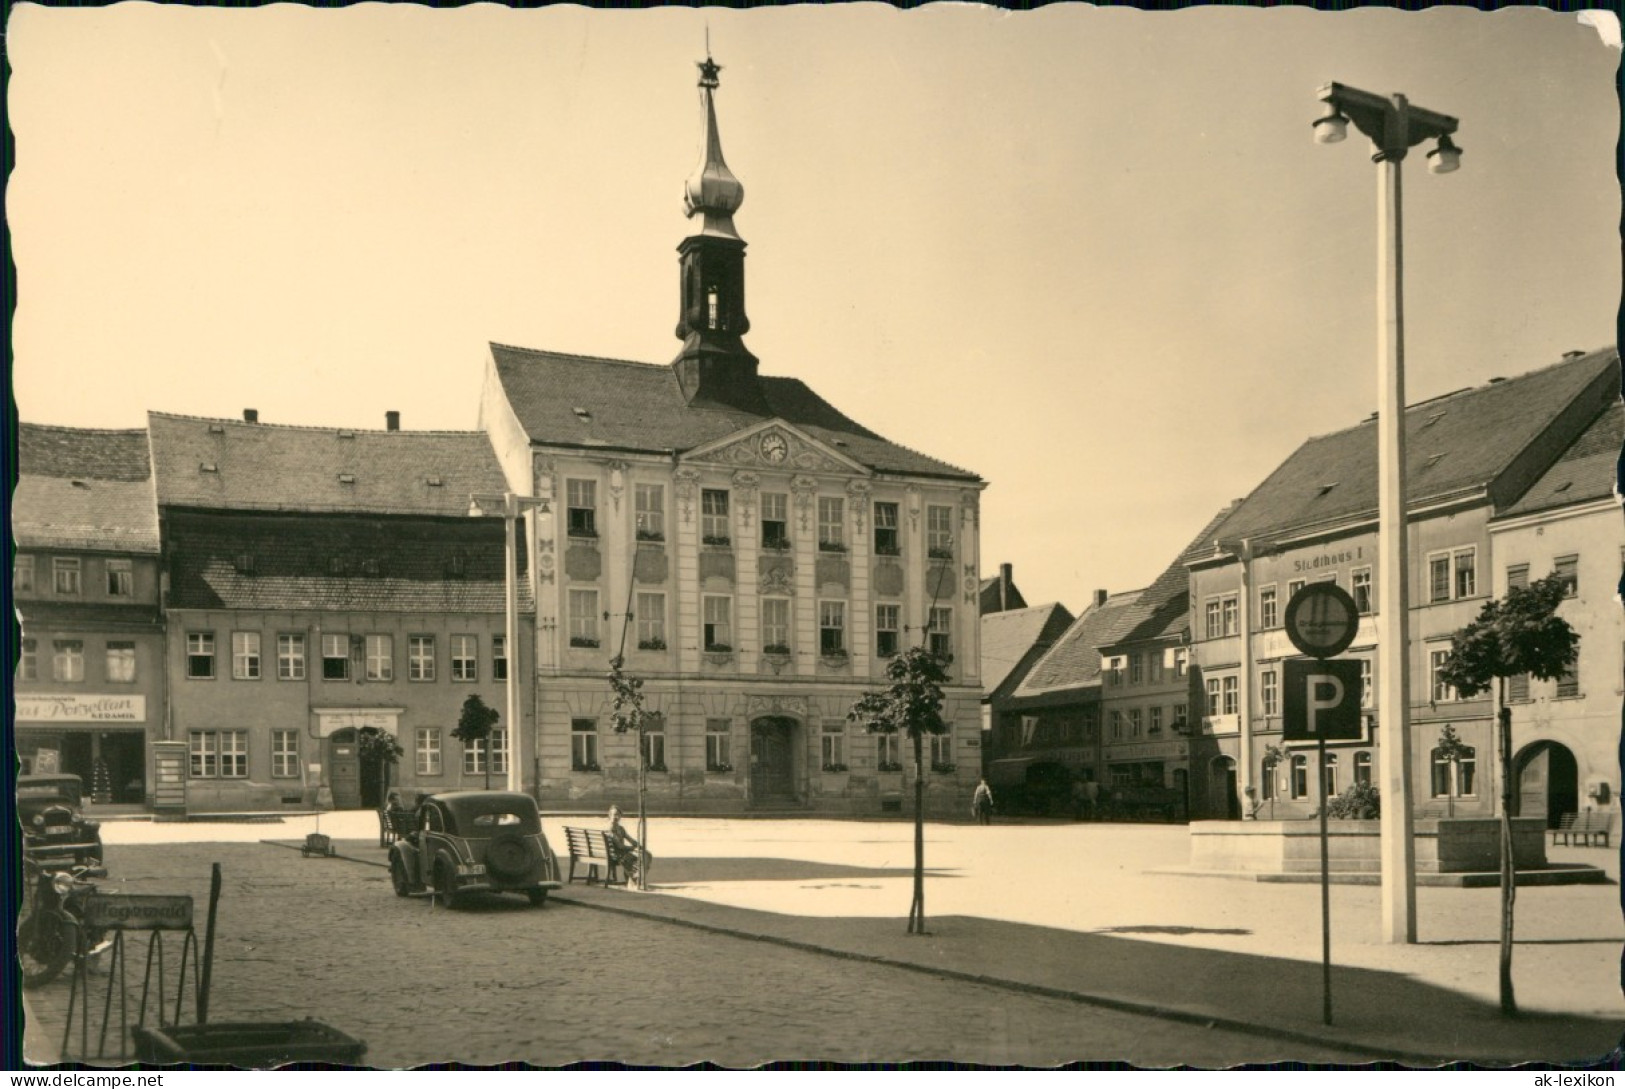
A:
[750,717,796,804]
[328,728,363,810]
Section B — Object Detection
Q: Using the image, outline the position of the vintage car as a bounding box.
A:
[18,774,105,874]
[387,791,562,908]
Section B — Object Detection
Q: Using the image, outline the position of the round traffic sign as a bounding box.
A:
[1284,582,1360,659]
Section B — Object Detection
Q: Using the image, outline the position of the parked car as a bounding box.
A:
[387,791,563,908]
[18,774,105,873]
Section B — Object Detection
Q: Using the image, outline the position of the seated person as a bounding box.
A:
[607,805,653,884]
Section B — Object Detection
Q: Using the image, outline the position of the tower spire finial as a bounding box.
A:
[683,45,743,239]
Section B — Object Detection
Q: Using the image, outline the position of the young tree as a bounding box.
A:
[1261,744,1287,820]
[847,645,951,935]
[454,694,501,790]
[357,727,404,804]
[1433,723,1473,819]
[1437,573,1579,1017]
[607,656,654,889]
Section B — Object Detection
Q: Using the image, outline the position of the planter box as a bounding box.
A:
[1189,817,1548,874]
[132,1020,367,1068]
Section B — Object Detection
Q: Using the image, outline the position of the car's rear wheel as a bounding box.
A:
[433,861,460,909]
[525,888,548,907]
[390,856,412,898]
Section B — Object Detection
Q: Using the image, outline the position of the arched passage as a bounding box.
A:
[1514,740,1579,828]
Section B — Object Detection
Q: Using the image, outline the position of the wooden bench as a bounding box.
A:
[378,806,418,848]
[563,825,624,886]
[1569,811,1614,848]
[1550,813,1578,846]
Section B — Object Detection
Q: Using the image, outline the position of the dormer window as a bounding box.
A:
[361,557,381,577]
[337,430,355,439]
[200,462,218,474]
[339,473,356,485]
[329,557,348,576]
[427,476,443,487]
[233,553,256,576]
[446,552,468,579]
[1316,482,1338,498]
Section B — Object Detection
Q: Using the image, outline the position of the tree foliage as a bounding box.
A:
[453,694,500,746]
[1436,574,1578,696]
[607,656,654,735]
[846,646,951,741]
[357,726,404,765]
[1324,781,1380,820]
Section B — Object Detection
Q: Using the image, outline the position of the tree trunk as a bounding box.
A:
[1497,691,1517,1015]
[909,731,926,935]
[637,725,649,891]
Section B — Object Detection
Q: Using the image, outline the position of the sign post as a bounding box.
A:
[1282,582,1362,1027]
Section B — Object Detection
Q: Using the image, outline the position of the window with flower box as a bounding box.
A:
[569,590,601,648]
[702,489,731,545]
[876,732,901,772]
[928,607,952,661]
[873,502,900,555]
[761,598,791,655]
[635,483,666,541]
[875,604,900,658]
[926,505,953,558]
[636,592,667,650]
[703,596,733,652]
[820,720,846,771]
[567,479,598,538]
[761,493,790,550]
[706,718,733,772]
[819,601,847,656]
[818,497,845,551]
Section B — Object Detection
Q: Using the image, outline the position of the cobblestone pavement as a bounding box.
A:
[24,840,1373,1068]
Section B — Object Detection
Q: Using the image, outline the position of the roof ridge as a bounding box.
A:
[490,342,665,371]
[19,423,150,438]
[1294,347,1618,445]
[146,411,485,437]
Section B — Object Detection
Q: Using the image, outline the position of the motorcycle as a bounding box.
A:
[18,861,109,989]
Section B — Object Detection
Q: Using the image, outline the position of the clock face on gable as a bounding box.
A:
[760,432,788,463]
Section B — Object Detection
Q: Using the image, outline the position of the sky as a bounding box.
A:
[7,5,1620,614]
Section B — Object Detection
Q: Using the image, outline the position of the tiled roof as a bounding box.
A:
[148,413,511,517]
[20,425,152,482]
[166,512,532,614]
[1101,502,1240,651]
[491,344,980,482]
[1498,400,1622,518]
[980,602,1075,697]
[1010,590,1145,698]
[14,425,160,553]
[1210,350,1619,543]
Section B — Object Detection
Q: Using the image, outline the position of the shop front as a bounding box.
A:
[16,694,150,806]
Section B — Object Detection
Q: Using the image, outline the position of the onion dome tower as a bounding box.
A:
[672,54,766,412]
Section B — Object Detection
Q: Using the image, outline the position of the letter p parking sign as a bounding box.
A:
[1282,659,1364,742]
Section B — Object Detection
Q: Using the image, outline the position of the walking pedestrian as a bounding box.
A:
[972,778,995,825]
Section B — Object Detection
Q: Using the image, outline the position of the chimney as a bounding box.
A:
[1094,589,1108,608]
[999,563,1013,611]
[243,408,259,424]
[385,411,400,432]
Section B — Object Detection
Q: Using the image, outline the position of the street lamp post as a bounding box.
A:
[469,491,551,796]
[1313,82,1460,945]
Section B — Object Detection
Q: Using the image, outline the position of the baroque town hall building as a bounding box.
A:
[12,57,985,817]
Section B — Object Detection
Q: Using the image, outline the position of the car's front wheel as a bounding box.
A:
[390,856,412,898]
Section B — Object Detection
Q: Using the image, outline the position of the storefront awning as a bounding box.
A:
[987,757,1037,787]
